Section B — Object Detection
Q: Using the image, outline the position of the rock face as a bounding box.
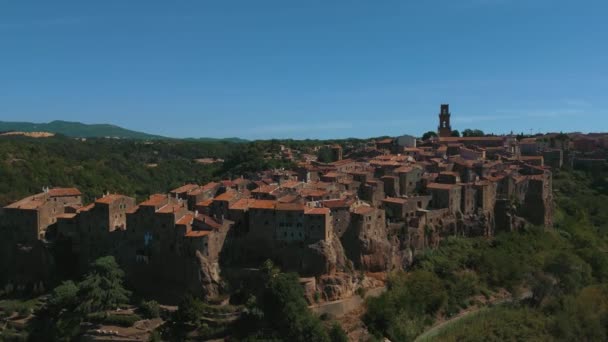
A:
[0,241,55,293]
[458,211,495,237]
[196,251,222,300]
[302,233,352,276]
[317,272,358,301]
[342,208,396,272]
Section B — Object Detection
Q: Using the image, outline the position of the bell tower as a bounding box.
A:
[438,104,452,137]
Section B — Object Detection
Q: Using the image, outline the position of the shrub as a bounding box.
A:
[319,312,332,321]
[103,314,142,327]
[328,323,348,342]
[140,300,160,319]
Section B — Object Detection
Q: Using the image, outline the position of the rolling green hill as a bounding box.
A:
[0,120,166,139]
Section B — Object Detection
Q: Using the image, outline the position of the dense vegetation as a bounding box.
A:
[157,260,347,341]
[364,166,608,341]
[0,256,135,340]
[0,136,309,205]
[0,136,373,206]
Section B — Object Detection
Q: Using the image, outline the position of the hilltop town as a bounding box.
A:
[3,104,591,301]
[1,105,608,340]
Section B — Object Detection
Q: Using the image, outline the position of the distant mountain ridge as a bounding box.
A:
[0,120,165,139]
[0,120,248,142]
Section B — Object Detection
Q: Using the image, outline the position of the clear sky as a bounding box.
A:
[1,1,607,139]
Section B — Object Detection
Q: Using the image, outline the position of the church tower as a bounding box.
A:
[438,104,452,137]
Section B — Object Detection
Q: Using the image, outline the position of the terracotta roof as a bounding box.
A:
[305,207,330,215]
[280,180,301,189]
[170,184,199,194]
[323,172,342,178]
[156,203,184,214]
[382,197,408,204]
[252,184,280,194]
[276,202,305,211]
[374,155,395,160]
[125,205,140,214]
[439,136,504,142]
[249,199,277,210]
[49,188,81,197]
[330,159,355,166]
[353,206,375,215]
[427,182,460,190]
[78,203,96,212]
[194,214,222,229]
[185,230,210,238]
[95,194,128,204]
[214,191,238,201]
[140,194,167,207]
[4,194,45,210]
[321,198,353,209]
[201,182,220,191]
[277,194,300,203]
[56,213,77,219]
[233,178,250,185]
[176,213,194,226]
[394,166,414,173]
[370,160,402,167]
[196,199,213,207]
[221,180,235,187]
[229,198,251,210]
[301,189,327,198]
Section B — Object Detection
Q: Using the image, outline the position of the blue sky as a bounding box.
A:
[1,1,606,139]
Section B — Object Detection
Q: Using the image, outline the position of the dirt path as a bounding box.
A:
[309,287,386,318]
[414,291,532,341]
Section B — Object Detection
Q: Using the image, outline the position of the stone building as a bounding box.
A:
[395,166,424,195]
[427,182,462,215]
[77,194,137,265]
[2,187,82,243]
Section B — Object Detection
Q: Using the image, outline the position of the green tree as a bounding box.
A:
[421,131,437,140]
[544,252,592,294]
[76,256,131,314]
[262,272,330,342]
[139,300,160,319]
[175,294,205,325]
[450,130,461,137]
[328,323,348,342]
[48,280,79,314]
[317,147,334,163]
[462,129,484,137]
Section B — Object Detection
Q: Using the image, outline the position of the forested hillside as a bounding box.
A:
[0,136,298,205]
[0,136,361,206]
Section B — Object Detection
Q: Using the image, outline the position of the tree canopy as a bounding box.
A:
[462,129,485,137]
[421,131,437,140]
